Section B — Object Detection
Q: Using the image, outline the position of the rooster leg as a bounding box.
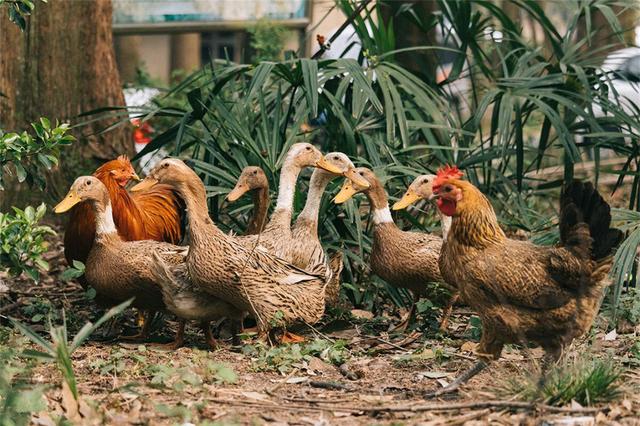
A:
[438,291,460,332]
[152,320,185,350]
[230,319,242,347]
[202,321,219,351]
[391,292,419,333]
[423,360,489,399]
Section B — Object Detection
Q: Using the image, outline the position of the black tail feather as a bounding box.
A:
[560,180,623,260]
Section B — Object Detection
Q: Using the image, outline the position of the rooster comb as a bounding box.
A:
[116,154,131,165]
[433,165,463,188]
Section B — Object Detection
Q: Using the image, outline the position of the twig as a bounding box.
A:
[309,380,350,391]
[445,409,491,426]
[266,368,300,396]
[203,397,605,415]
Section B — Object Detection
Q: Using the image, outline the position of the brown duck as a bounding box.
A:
[132,158,330,338]
[334,167,457,331]
[227,166,270,235]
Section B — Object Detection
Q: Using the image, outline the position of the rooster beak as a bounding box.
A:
[131,172,141,182]
[342,167,370,189]
[54,190,82,213]
[315,157,343,175]
[333,181,358,204]
[392,189,421,210]
[131,177,158,192]
[227,183,249,202]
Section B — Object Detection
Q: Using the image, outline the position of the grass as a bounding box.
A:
[502,354,623,406]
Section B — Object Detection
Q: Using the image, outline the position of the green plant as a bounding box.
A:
[10,299,132,401]
[88,0,639,314]
[0,0,45,30]
[503,355,623,406]
[0,335,47,426]
[0,118,74,190]
[0,204,54,280]
[247,19,291,62]
[248,338,349,374]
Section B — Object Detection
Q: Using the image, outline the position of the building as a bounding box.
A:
[112,0,348,84]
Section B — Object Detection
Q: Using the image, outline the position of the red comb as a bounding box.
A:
[433,165,463,189]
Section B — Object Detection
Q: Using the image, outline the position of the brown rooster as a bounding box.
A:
[395,166,623,397]
[63,155,184,337]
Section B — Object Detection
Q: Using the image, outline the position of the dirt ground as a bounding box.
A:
[2,233,640,425]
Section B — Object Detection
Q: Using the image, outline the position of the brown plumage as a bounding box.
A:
[54,176,184,330]
[403,169,623,396]
[334,168,456,330]
[227,166,270,235]
[132,158,329,336]
[63,155,183,269]
[148,252,243,349]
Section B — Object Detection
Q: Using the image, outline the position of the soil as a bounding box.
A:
[1,232,639,425]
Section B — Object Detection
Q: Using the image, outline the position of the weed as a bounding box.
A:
[203,362,237,385]
[21,297,57,324]
[465,316,482,341]
[249,338,349,374]
[502,355,623,406]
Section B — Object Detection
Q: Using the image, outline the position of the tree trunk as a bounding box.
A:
[0,0,133,204]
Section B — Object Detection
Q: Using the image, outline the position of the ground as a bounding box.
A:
[1,232,639,425]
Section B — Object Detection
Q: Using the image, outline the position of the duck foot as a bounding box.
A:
[423,360,488,399]
[151,320,185,351]
[118,310,155,342]
[390,302,417,333]
[201,321,219,351]
[438,292,460,332]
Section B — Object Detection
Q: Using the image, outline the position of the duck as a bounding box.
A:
[333,167,458,331]
[131,158,332,339]
[290,152,367,307]
[54,176,187,346]
[237,143,369,267]
[226,166,270,235]
[148,252,243,349]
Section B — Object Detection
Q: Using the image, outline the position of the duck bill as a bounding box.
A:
[227,183,249,202]
[130,177,158,192]
[54,190,82,213]
[315,157,343,174]
[342,167,370,188]
[392,189,421,210]
[333,183,358,204]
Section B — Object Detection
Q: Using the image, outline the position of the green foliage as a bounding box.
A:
[503,355,623,406]
[59,260,85,282]
[246,338,348,374]
[0,334,47,426]
[91,0,639,313]
[0,118,74,190]
[0,204,54,280]
[0,0,45,31]
[10,299,132,401]
[247,19,291,62]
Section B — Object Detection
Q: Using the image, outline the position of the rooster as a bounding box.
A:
[63,155,184,338]
[395,166,623,397]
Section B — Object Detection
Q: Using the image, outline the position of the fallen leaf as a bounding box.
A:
[622,399,632,411]
[570,399,584,410]
[241,391,270,401]
[460,341,477,353]
[350,309,374,320]
[60,381,80,421]
[333,411,353,417]
[436,378,449,388]
[417,371,450,379]
[603,329,617,341]
[286,376,309,384]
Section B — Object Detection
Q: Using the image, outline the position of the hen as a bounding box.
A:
[64,155,184,268]
[396,166,623,396]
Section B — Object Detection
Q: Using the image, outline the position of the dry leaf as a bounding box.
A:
[417,371,450,379]
[241,391,270,401]
[286,376,308,384]
[460,341,477,353]
[350,309,374,320]
[603,329,617,341]
[60,381,80,421]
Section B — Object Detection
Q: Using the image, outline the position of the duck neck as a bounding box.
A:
[365,183,395,227]
[271,157,302,228]
[247,186,270,234]
[91,192,118,239]
[296,169,333,232]
[176,177,225,244]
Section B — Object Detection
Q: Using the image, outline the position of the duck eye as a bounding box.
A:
[253,170,258,175]
[359,171,364,176]
[333,156,339,161]
[86,180,92,186]
[305,146,312,151]
[162,163,169,168]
